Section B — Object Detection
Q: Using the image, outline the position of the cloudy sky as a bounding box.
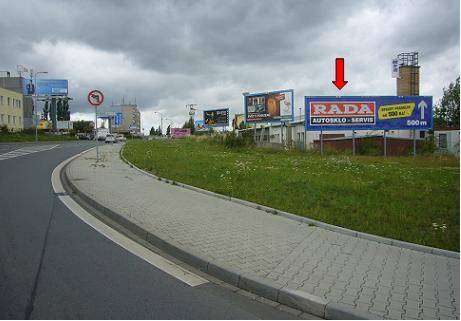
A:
[0,0,459,132]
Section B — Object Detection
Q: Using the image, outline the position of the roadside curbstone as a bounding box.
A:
[278,287,328,318]
[325,302,381,320]
[238,273,282,302]
[207,262,240,287]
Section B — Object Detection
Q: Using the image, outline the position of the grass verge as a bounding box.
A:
[123,138,460,251]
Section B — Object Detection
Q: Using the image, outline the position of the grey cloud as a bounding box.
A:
[0,0,459,130]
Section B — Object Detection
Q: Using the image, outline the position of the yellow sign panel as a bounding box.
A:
[38,120,51,129]
[378,102,414,120]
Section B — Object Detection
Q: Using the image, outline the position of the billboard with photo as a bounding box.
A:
[204,108,229,127]
[194,120,207,131]
[305,96,433,131]
[245,89,293,123]
[22,78,35,95]
[36,79,68,96]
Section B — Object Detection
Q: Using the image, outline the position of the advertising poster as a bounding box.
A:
[305,96,433,131]
[194,120,206,131]
[170,128,191,138]
[36,79,68,96]
[245,89,293,123]
[204,108,229,127]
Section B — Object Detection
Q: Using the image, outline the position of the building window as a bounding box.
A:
[0,96,3,105]
[13,116,16,124]
[1,114,4,125]
[439,134,448,149]
[7,97,10,106]
[8,115,11,124]
[18,100,21,108]
[19,116,22,124]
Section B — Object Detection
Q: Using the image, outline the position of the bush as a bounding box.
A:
[223,131,253,148]
[0,124,8,134]
[357,138,381,156]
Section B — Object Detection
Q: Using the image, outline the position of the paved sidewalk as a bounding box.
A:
[66,144,459,320]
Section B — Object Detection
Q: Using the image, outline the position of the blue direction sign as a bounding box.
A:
[36,79,68,96]
[305,96,432,131]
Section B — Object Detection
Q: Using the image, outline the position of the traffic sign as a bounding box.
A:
[88,90,104,106]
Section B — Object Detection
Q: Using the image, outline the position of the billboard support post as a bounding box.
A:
[352,130,356,156]
[384,130,387,157]
[320,129,324,156]
[253,123,256,142]
[413,129,417,157]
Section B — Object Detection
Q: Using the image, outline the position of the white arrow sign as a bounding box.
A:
[418,100,428,120]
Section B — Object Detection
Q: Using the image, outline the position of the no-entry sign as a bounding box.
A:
[88,90,104,106]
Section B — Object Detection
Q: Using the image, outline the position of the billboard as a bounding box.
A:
[245,89,293,123]
[204,108,229,127]
[114,112,123,126]
[194,120,206,131]
[22,78,35,95]
[36,79,68,96]
[305,96,433,131]
[170,128,191,138]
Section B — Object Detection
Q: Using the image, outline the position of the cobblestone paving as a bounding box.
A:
[67,145,460,320]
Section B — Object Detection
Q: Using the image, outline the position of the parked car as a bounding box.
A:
[105,134,116,144]
[116,134,126,142]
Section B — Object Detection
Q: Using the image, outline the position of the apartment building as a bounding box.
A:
[0,87,24,131]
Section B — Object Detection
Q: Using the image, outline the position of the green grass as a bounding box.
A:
[0,132,77,142]
[123,138,460,251]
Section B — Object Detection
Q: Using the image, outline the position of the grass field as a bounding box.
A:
[123,138,460,251]
[0,132,77,142]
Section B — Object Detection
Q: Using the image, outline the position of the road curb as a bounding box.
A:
[119,145,459,259]
[61,147,378,320]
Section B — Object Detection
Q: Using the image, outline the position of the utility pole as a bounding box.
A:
[34,71,48,143]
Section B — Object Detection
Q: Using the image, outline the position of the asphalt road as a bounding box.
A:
[0,141,304,319]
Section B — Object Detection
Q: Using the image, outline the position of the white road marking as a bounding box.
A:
[51,150,208,287]
[0,144,59,161]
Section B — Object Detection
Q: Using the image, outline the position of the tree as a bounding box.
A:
[166,125,170,136]
[182,117,195,134]
[62,99,70,121]
[434,76,460,128]
[157,125,162,136]
[42,101,49,120]
[57,99,64,121]
[149,126,155,136]
[73,120,93,133]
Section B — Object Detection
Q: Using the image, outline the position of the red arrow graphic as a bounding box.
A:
[332,58,348,90]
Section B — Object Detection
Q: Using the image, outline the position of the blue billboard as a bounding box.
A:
[36,79,68,96]
[22,78,35,95]
[305,96,432,131]
[114,112,123,126]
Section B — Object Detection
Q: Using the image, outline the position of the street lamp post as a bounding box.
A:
[154,111,164,136]
[34,71,48,143]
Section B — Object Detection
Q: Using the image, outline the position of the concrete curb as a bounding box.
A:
[61,147,376,320]
[119,145,459,259]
